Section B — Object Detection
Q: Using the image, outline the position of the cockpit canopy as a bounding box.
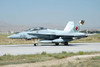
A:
[25,27,47,31]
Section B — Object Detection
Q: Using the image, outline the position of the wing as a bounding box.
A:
[27,32,56,39]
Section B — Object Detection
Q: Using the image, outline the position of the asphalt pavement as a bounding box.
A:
[0,43,100,56]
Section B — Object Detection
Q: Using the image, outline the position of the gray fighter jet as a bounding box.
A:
[8,20,88,46]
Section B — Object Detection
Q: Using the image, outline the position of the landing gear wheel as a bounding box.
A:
[64,42,68,46]
[33,39,39,46]
[55,43,59,46]
[34,43,37,46]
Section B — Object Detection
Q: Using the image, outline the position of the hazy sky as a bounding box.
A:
[0,0,100,29]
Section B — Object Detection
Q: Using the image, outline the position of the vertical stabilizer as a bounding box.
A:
[64,20,85,33]
[64,21,74,32]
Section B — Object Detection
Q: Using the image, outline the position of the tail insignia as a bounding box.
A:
[73,26,80,32]
[75,27,78,30]
[80,20,85,25]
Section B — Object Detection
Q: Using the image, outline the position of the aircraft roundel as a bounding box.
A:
[73,26,80,32]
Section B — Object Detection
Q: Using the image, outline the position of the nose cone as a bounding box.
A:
[8,34,20,39]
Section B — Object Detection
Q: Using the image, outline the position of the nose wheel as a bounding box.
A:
[33,39,39,46]
[34,43,38,46]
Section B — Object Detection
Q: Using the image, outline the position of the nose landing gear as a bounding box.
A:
[34,43,38,46]
[33,39,39,46]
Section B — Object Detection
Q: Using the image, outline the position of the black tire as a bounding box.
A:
[64,42,68,46]
[34,43,37,46]
[55,43,59,46]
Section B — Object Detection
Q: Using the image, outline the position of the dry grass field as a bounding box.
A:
[0,51,99,66]
[51,55,100,67]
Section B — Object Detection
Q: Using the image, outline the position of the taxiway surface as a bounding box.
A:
[0,43,100,56]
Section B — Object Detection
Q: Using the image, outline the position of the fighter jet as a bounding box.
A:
[8,20,88,46]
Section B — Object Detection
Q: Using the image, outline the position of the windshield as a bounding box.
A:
[25,27,47,31]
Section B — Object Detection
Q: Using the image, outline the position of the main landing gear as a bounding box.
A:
[55,43,59,46]
[64,42,68,46]
[55,42,68,46]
